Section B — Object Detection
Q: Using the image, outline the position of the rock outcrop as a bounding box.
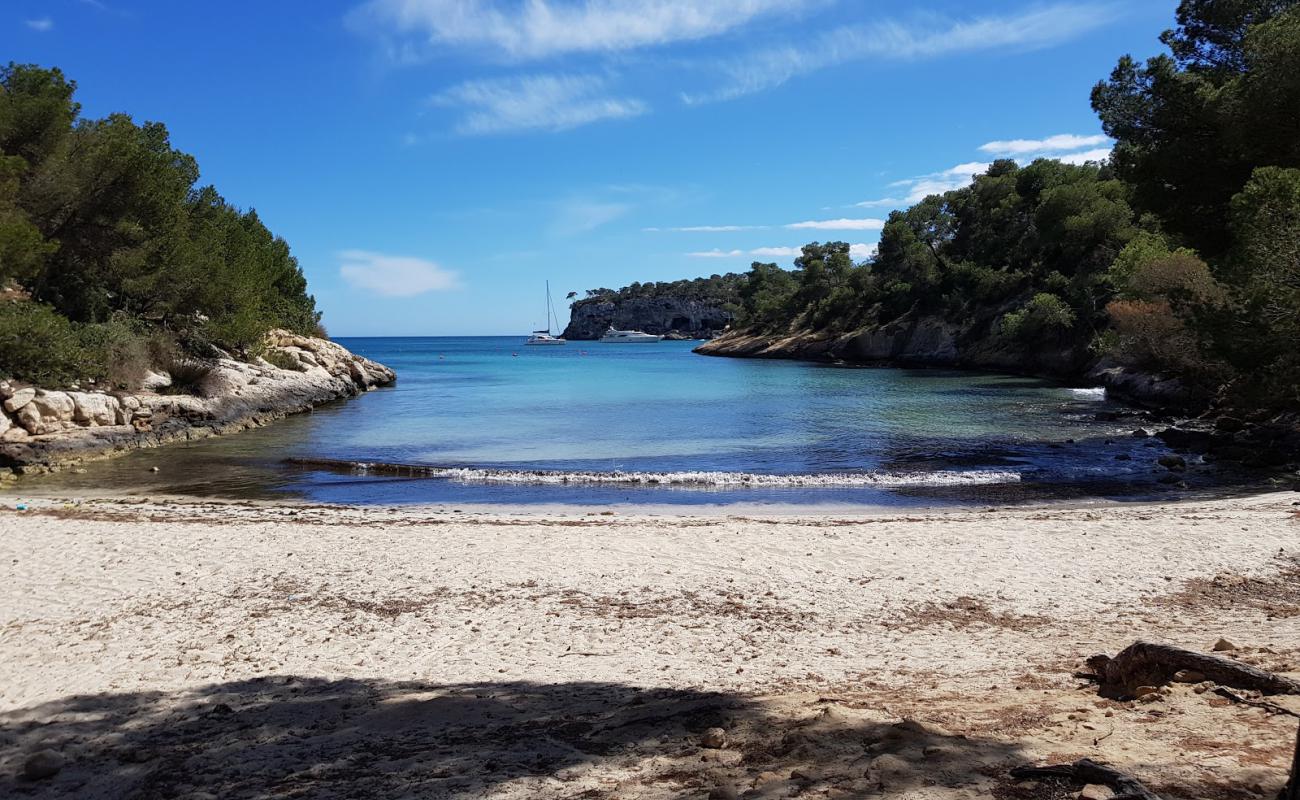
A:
[0,330,394,475]
[563,297,731,340]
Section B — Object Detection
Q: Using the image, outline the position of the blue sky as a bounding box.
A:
[6,0,1176,336]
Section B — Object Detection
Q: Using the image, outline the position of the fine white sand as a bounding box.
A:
[1,493,1298,798]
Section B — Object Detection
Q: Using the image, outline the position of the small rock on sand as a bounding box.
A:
[1212,637,1237,651]
[1080,784,1115,800]
[700,727,728,749]
[23,749,64,780]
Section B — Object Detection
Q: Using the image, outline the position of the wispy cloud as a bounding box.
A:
[352,0,811,61]
[978,133,1110,156]
[683,3,1121,104]
[786,218,885,231]
[852,197,903,209]
[432,73,647,135]
[25,17,54,31]
[883,161,992,204]
[646,224,765,233]
[551,199,632,236]
[690,243,877,260]
[339,250,461,296]
[688,249,747,258]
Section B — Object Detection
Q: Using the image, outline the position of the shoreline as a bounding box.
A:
[2,492,1297,797]
[0,332,395,478]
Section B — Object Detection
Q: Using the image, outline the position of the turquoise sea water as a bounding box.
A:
[15,336,1207,506]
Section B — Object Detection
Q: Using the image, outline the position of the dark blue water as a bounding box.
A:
[16,336,1200,507]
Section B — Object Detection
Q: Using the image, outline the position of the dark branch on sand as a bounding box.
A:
[1011,758,1162,800]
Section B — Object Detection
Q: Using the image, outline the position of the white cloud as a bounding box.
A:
[688,249,746,258]
[663,224,764,233]
[1056,147,1113,165]
[884,161,992,204]
[979,133,1110,156]
[354,0,809,61]
[786,218,885,231]
[432,73,647,135]
[850,243,877,260]
[683,3,1120,104]
[25,18,54,31]
[748,246,803,258]
[338,250,461,296]
[690,243,877,261]
[853,197,903,209]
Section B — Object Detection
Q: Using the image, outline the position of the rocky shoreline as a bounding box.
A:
[0,331,394,477]
[696,325,1300,476]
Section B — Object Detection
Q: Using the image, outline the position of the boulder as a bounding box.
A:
[0,413,10,436]
[4,387,36,413]
[68,392,121,427]
[197,367,249,399]
[140,371,172,392]
[1157,454,1186,472]
[16,391,76,435]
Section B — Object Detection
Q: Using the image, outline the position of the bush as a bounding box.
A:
[1105,298,1223,382]
[163,358,213,395]
[263,350,305,372]
[0,298,87,385]
[1000,293,1076,342]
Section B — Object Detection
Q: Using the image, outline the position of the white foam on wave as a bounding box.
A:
[388,466,1023,488]
[1068,387,1107,400]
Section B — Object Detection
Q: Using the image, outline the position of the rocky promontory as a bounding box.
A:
[694,314,1198,410]
[562,297,732,340]
[0,331,394,476]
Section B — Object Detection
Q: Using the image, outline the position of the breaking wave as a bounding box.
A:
[285,458,1021,488]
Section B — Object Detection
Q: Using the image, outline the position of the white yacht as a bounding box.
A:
[598,326,663,343]
[525,281,567,346]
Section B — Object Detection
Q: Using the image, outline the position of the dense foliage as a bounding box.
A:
[729,0,1300,409]
[734,160,1135,349]
[0,64,320,387]
[574,273,747,309]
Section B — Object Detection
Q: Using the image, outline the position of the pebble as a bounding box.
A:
[1080,784,1115,800]
[23,749,64,780]
[1212,637,1237,651]
[699,727,728,749]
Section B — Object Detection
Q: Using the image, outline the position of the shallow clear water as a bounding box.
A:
[12,336,1208,506]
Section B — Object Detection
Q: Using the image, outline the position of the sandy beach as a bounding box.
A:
[2,493,1298,799]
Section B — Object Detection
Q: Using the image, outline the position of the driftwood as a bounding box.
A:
[1086,640,1300,697]
[1010,758,1162,800]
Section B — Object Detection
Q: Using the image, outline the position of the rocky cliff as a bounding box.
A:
[562,297,732,340]
[694,315,1200,409]
[0,330,394,475]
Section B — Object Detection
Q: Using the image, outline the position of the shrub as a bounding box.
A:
[0,298,88,385]
[263,350,305,372]
[163,358,213,395]
[1000,293,1076,342]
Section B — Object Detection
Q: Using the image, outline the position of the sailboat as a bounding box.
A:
[525,281,567,346]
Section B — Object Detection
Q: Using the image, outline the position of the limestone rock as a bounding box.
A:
[140,370,172,392]
[1080,784,1115,800]
[4,387,36,413]
[68,392,120,427]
